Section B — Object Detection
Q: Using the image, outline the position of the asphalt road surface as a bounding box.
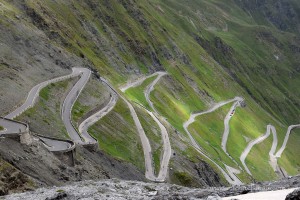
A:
[0,118,27,135]
[5,68,83,119]
[78,89,118,144]
[144,72,167,113]
[1,68,84,151]
[240,124,300,175]
[61,68,91,144]
[39,136,73,152]
[120,72,171,182]
[183,97,243,185]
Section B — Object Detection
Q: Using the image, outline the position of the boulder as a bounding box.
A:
[286,189,300,200]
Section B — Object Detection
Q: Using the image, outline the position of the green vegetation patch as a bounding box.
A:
[17,0,300,184]
[89,98,145,170]
[72,77,111,125]
[172,171,194,187]
[124,75,158,111]
[277,129,300,175]
[228,99,287,181]
[188,102,251,182]
[16,79,78,139]
[135,104,162,174]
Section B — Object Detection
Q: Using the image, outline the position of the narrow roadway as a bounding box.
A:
[143,72,171,181]
[38,136,73,152]
[0,118,27,135]
[183,97,243,185]
[119,73,160,93]
[240,125,277,175]
[1,67,113,150]
[61,68,91,144]
[5,68,84,119]
[144,72,168,113]
[221,99,245,171]
[221,98,243,153]
[120,71,171,182]
[275,124,300,158]
[240,124,300,175]
[78,89,118,144]
[1,68,86,151]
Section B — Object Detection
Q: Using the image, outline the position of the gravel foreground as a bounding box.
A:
[3,179,218,200]
[3,176,300,200]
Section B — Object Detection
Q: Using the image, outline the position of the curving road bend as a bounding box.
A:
[0,118,27,135]
[221,98,245,171]
[119,72,160,93]
[38,136,73,152]
[120,95,156,181]
[144,72,168,113]
[188,136,242,185]
[1,68,87,151]
[240,123,299,175]
[221,97,243,153]
[78,91,118,144]
[143,72,171,181]
[183,97,242,153]
[120,72,171,182]
[183,97,243,185]
[240,125,277,175]
[145,110,171,181]
[5,68,84,120]
[61,68,91,144]
[1,67,123,152]
[275,124,300,158]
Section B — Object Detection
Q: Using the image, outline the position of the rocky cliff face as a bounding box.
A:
[234,0,300,33]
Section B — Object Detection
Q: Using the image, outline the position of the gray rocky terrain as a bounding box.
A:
[3,176,300,200]
[0,137,145,196]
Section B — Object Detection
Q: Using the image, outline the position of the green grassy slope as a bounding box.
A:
[125,75,158,111]
[3,0,299,185]
[16,79,78,139]
[72,76,111,125]
[135,104,163,174]
[278,129,300,175]
[88,98,145,170]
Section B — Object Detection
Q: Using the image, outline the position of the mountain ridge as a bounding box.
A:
[0,0,299,195]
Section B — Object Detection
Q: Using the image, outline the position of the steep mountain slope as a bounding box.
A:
[0,0,299,191]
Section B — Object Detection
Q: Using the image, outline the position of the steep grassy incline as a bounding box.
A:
[1,0,299,185]
[16,78,79,139]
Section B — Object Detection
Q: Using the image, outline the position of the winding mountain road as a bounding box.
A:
[120,72,171,182]
[145,110,171,181]
[0,68,87,151]
[240,124,300,175]
[275,125,300,158]
[5,68,84,119]
[2,64,298,182]
[119,73,160,93]
[78,90,118,144]
[144,72,168,112]
[61,68,91,144]
[0,118,27,135]
[183,97,243,185]
[1,67,118,152]
[221,99,245,171]
[38,136,73,152]
[240,125,277,175]
[221,98,243,153]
